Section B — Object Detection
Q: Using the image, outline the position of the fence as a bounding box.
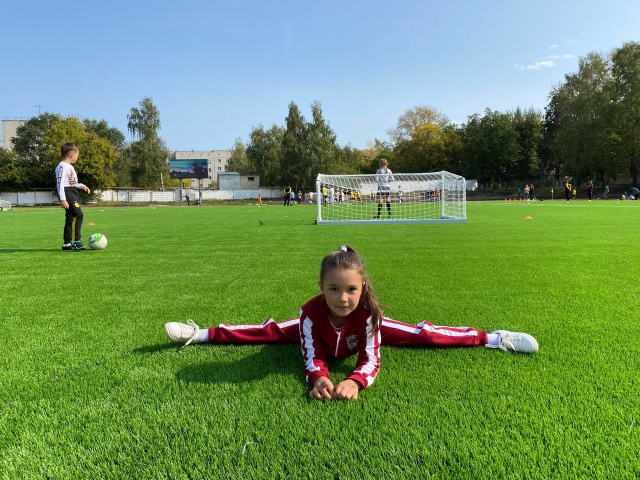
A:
[0,188,285,206]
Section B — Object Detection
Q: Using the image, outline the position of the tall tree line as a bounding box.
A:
[3,41,639,192]
[0,97,168,192]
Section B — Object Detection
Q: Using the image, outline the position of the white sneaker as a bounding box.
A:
[488,330,538,353]
[165,319,200,347]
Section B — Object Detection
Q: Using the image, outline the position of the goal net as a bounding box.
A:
[0,200,12,212]
[316,171,466,225]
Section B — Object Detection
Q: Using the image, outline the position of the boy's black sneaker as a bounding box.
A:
[72,241,86,250]
[62,244,77,251]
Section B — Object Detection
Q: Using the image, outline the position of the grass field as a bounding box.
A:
[1,200,639,479]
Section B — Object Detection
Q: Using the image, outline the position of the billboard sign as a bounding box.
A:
[169,159,208,179]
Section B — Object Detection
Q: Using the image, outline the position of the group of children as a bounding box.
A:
[54,144,539,401]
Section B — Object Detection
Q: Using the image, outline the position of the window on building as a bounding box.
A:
[248,177,255,181]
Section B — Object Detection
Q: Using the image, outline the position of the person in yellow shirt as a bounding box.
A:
[284,185,292,206]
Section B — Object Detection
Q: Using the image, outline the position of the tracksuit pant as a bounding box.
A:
[208,317,488,347]
[63,188,84,244]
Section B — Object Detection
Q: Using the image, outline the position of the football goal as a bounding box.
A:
[316,171,467,225]
[0,200,12,212]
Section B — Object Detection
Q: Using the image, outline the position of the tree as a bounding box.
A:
[281,102,307,189]
[83,119,128,187]
[545,52,615,186]
[361,139,393,174]
[461,109,519,186]
[333,145,365,175]
[11,113,62,188]
[0,149,24,190]
[43,117,117,191]
[9,114,119,191]
[387,105,449,146]
[441,124,464,176]
[227,138,252,175]
[611,41,640,185]
[510,107,543,182]
[303,101,338,186]
[394,123,447,173]
[126,97,169,189]
[246,124,284,187]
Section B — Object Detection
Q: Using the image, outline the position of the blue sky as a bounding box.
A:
[2,0,639,151]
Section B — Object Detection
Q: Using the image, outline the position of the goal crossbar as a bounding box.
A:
[316,171,466,225]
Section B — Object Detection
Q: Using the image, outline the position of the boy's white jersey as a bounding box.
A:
[55,161,85,201]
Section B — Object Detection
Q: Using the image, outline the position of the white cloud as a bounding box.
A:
[549,44,559,49]
[550,54,576,60]
[514,60,556,71]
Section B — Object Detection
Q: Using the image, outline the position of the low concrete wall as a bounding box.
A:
[1,188,284,206]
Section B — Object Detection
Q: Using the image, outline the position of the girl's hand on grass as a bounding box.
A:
[310,377,334,400]
[333,379,359,401]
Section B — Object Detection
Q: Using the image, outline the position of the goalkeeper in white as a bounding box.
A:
[375,158,394,218]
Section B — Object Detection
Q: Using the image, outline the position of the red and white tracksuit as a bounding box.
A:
[207,295,488,390]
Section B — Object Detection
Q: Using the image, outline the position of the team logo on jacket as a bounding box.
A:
[346,335,359,350]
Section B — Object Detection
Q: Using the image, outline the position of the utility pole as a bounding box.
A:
[33,106,43,114]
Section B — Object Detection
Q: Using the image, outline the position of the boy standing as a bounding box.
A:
[56,143,91,250]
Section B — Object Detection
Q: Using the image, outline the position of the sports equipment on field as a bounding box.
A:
[0,200,12,212]
[486,330,539,353]
[88,233,108,250]
[315,171,467,224]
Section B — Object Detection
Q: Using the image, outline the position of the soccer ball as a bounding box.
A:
[88,233,108,250]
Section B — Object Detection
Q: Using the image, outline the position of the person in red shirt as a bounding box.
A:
[165,246,538,401]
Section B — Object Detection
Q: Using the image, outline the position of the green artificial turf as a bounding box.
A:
[1,200,639,479]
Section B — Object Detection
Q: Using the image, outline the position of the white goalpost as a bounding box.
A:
[316,171,467,225]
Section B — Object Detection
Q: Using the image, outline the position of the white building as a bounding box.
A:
[1,119,27,150]
[168,150,231,188]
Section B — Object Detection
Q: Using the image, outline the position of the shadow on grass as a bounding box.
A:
[173,344,357,385]
[175,344,302,384]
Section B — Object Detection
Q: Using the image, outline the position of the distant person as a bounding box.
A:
[307,192,314,204]
[284,185,292,206]
[587,180,594,201]
[322,184,328,205]
[185,193,190,206]
[56,143,90,250]
[524,184,530,202]
[631,187,640,200]
[564,181,571,202]
[257,195,262,206]
[165,245,538,401]
[375,158,394,218]
[298,191,303,204]
[529,183,535,200]
[398,185,404,203]
[603,184,609,200]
